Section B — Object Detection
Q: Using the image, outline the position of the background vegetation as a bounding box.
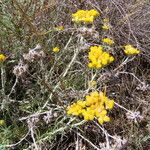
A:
[0,0,149,149]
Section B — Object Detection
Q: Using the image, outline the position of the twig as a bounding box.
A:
[94,121,122,141]
[19,110,58,121]
[1,66,6,109]
[85,69,98,94]
[30,127,38,150]
[74,130,101,150]
[7,77,18,98]
[115,102,133,114]
[118,71,144,84]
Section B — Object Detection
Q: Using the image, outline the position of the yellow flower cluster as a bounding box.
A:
[0,54,6,62]
[52,47,60,53]
[88,46,114,69]
[102,38,114,45]
[72,9,99,23]
[67,91,114,124]
[124,45,140,55]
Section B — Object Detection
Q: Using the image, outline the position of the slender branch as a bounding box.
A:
[7,77,18,98]
[4,131,30,148]
[42,45,79,109]
[1,66,6,109]
[30,127,38,150]
[74,131,101,150]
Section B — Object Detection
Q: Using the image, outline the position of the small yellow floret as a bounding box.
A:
[54,26,64,31]
[102,25,110,30]
[0,120,5,125]
[124,45,140,55]
[0,54,6,62]
[83,112,94,121]
[52,47,60,53]
[88,80,97,87]
[102,18,111,30]
[98,117,104,124]
[105,100,115,110]
[102,38,114,45]
[103,18,109,23]
[103,116,110,122]
[77,100,86,108]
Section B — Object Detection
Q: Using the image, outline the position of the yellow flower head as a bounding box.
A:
[88,80,97,87]
[52,47,60,53]
[124,44,140,55]
[103,18,109,23]
[54,26,64,31]
[0,120,5,126]
[88,46,114,69]
[72,9,99,23]
[102,18,110,30]
[102,25,110,30]
[0,54,6,62]
[102,38,114,45]
[67,91,114,124]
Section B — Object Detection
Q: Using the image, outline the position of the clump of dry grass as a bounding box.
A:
[0,0,150,149]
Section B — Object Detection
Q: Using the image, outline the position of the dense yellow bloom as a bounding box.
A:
[72,9,99,23]
[0,54,6,62]
[102,38,114,45]
[88,46,114,69]
[124,45,140,55]
[52,47,60,53]
[67,91,115,124]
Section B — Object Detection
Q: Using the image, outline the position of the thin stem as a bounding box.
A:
[7,77,18,98]
[115,102,133,114]
[1,66,6,109]
[74,131,101,150]
[30,127,38,150]
[42,39,80,109]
